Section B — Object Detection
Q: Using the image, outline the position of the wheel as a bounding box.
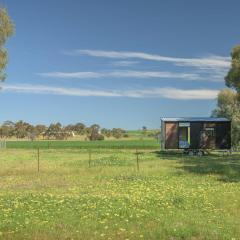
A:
[188,150,194,156]
[183,149,188,154]
[197,150,204,156]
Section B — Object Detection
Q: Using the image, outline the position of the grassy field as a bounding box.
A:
[6,139,160,150]
[0,148,239,239]
[126,129,159,137]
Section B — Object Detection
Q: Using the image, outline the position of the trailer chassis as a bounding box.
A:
[183,149,205,156]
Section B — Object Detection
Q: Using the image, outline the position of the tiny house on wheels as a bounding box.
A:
[161,117,231,155]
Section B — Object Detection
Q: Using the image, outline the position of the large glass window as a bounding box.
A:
[179,122,190,148]
[205,127,215,137]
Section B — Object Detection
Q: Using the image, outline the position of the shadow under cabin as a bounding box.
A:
[160,117,231,156]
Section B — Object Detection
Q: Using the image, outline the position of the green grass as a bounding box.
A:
[6,139,160,150]
[127,129,158,137]
[0,148,239,239]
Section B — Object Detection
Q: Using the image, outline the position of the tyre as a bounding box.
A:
[188,150,194,156]
[197,150,204,156]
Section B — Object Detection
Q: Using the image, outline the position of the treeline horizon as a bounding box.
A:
[0,120,157,141]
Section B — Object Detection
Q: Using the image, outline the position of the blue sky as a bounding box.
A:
[1,0,240,129]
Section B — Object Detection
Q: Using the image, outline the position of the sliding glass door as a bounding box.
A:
[179,122,190,149]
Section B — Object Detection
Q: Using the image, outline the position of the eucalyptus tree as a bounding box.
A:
[0,7,14,82]
[212,89,240,147]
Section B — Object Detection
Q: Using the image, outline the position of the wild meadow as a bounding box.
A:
[0,146,239,240]
[6,139,159,150]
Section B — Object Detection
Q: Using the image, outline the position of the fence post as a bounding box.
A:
[88,150,91,168]
[37,148,40,172]
[136,149,139,171]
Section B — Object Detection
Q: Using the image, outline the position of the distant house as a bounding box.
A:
[161,117,231,155]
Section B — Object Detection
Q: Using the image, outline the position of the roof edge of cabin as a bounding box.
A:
[160,117,230,122]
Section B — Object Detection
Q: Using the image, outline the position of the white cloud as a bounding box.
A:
[2,84,120,97]
[66,49,231,70]
[133,88,219,100]
[112,61,139,67]
[2,83,219,100]
[39,70,201,80]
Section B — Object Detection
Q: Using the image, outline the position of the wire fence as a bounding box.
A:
[0,140,6,149]
[0,148,161,174]
[0,147,239,176]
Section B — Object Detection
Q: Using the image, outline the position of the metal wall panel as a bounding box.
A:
[190,122,202,149]
[215,122,231,149]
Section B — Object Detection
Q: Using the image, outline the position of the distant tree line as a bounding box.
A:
[0,121,128,141]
